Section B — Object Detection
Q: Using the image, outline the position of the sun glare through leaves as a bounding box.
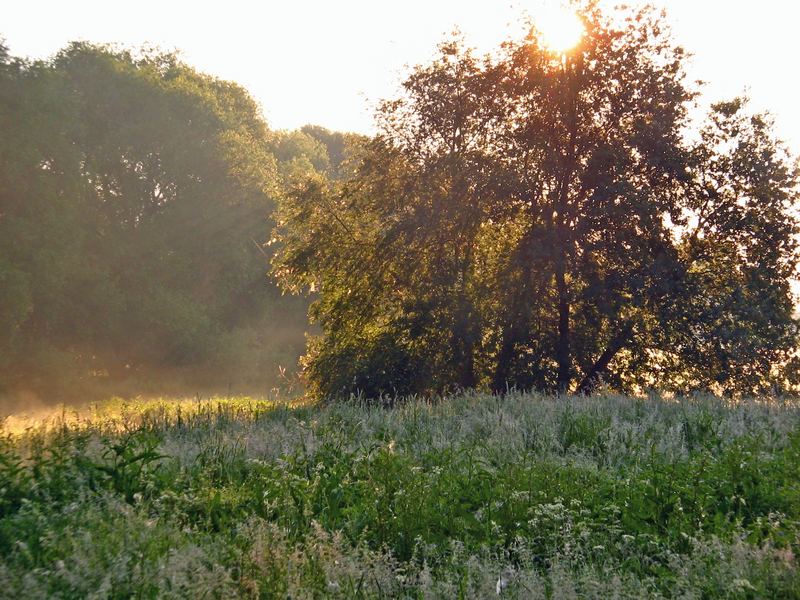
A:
[534,5,584,53]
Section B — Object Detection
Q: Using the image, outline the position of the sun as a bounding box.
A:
[535,6,584,54]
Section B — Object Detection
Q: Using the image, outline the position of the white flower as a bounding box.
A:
[496,575,508,595]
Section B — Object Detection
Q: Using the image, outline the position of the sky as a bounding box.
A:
[3,1,799,154]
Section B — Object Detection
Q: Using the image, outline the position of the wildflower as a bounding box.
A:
[732,578,756,591]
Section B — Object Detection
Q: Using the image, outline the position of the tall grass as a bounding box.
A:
[0,392,798,598]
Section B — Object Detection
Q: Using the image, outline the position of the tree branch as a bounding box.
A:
[576,319,636,395]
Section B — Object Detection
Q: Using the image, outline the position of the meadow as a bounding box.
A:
[0,392,798,598]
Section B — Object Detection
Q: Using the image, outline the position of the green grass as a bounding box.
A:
[0,392,798,598]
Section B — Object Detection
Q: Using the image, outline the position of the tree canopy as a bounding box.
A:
[0,41,340,397]
[274,2,800,398]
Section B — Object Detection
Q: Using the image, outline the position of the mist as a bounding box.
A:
[0,42,340,411]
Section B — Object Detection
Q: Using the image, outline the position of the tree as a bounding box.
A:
[275,40,504,396]
[274,2,799,398]
[0,42,322,396]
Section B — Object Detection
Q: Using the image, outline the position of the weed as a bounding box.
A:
[0,392,798,597]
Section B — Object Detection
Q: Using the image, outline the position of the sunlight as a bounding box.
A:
[534,6,584,53]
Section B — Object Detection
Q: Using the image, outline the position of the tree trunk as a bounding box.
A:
[555,260,571,393]
[553,54,581,396]
[459,351,476,389]
[491,225,538,394]
[491,324,518,394]
[576,322,635,395]
[452,293,476,389]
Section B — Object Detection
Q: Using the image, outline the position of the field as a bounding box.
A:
[0,393,799,598]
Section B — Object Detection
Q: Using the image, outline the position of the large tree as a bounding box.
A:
[274,2,799,398]
[0,43,323,396]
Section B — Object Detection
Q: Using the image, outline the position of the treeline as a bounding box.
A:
[0,41,352,398]
[3,2,799,403]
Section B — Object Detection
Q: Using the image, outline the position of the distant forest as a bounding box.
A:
[0,42,352,399]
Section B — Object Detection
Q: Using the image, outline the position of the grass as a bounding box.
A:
[0,392,798,598]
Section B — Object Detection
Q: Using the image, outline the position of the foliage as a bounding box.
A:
[0,392,798,597]
[273,2,800,398]
[0,42,341,397]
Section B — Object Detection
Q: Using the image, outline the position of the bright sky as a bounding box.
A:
[3,1,799,154]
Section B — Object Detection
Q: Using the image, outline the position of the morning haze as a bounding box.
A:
[1,2,800,596]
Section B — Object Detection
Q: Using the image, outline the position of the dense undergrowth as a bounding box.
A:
[0,392,798,598]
